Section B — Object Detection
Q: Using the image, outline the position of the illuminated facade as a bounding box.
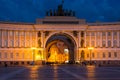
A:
[0,16,120,66]
[0,2,120,66]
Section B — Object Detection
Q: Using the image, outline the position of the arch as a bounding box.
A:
[44,31,78,48]
[44,31,78,64]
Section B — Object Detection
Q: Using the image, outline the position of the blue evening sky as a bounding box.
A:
[0,0,120,23]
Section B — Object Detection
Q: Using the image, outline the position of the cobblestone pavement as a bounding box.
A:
[0,65,120,80]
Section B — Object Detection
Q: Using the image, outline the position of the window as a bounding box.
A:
[0,52,1,58]
[113,32,117,36]
[114,52,117,58]
[21,40,25,47]
[103,52,105,58]
[92,53,94,58]
[22,53,24,58]
[10,40,14,47]
[81,31,84,37]
[108,52,111,58]
[4,40,8,47]
[10,53,13,58]
[21,32,24,36]
[91,32,94,36]
[16,41,19,47]
[26,32,30,36]
[97,52,99,58]
[102,32,106,36]
[108,32,111,36]
[102,41,106,47]
[97,41,100,47]
[10,31,14,36]
[0,39,1,47]
[108,40,111,47]
[87,53,89,58]
[4,52,7,58]
[113,40,117,47]
[86,41,89,47]
[91,41,94,47]
[15,31,19,36]
[86,32,90,36]
[16,53,19,57]
[3,31,8,36]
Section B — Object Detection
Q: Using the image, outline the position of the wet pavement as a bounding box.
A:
[0,65,120,80]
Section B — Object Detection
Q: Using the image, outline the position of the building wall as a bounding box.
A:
[0,22,120,65]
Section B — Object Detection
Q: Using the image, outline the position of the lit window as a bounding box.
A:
[87,53,89,58]
[108,52,111,58]
[10,31,14,36]
[92,53,94,58]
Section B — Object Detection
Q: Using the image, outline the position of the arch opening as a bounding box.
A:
[45,33,76,64]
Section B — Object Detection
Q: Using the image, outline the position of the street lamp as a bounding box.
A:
[88,47,94,65]
[31,47,36,65]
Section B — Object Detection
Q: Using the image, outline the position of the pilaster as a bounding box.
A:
[84,32,86,47]
[111,31,113,47]
[106,32,108,47]
[117,31,119,47]
[95,32,97,47]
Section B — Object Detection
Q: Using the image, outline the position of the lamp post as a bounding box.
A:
[88,47,94,65]
[31,47,36,65]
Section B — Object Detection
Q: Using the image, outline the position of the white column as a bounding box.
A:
[95,32,97,47]
[19,31,21,47]
[84,32,86,47]
[30,31,32,47]
[24,32,26,47]
[7,30,9,47]
[106,32,108,47]
[117,31,119,47]
[13,31,15,47]
[100,32,102,47]
[78,32,81,47]
[90,32,91,47]
[41,31,45,48]
[35,31,38,47]
[1,30,3,47]
[111,31,113,47]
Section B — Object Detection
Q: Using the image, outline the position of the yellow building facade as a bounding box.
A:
[0,16,120,66]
